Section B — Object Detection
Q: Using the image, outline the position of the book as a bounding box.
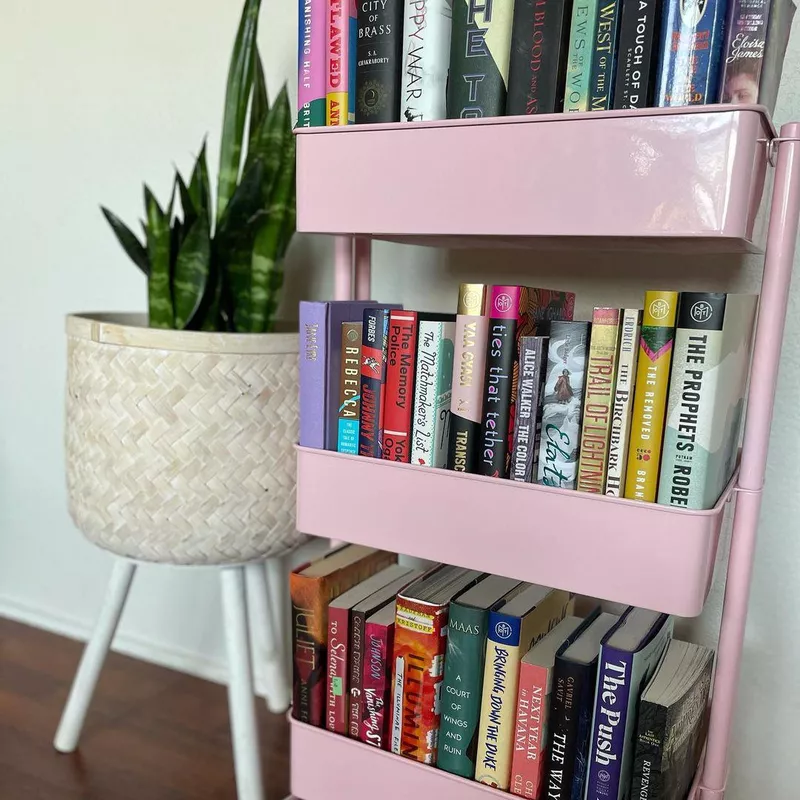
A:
[658,293,758,510]
[411,319,456,468]
[338,322,363,454]
[605,309,641,497]
[448,0,516,118]
[400,0,453,121]
[383,311,420,462]
[437,575,525,779]
[327,0,350,125]
[589,0,623,110]
[359,307,392,457]
[326,564,415,734]
[612,0,663,108]
[537,321,591,490]
[584,608,674,800]
[654,0,727,106]
[511,337,549,483]
[390,566,484,764]
[447,284,490,473]
[356,0,404,122]
[361,601,399,749]
[506,0,573,115]
[630,640,714,800]
[563,0,599,111]
[475,584,574,790]
[291,545,396,726]
[624,291,678,503]
[298,0,327,127]
[348,0,358,121]
[543,612,620,800]
[577,308,622,494]
[720,0,797,114]
[509,614,591,799]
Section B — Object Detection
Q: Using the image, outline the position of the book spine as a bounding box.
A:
[589,0,623,110]
[511,337,548,482]
[719,0,771,106]
[437,604,490,779]
[585,649,634,800]
[510,662,549,798]
[654,0,727,106]
[383,311,419,462]
[338,322,363,454]
[630,701,667,800]
[577,309,622,494]
[605,309,640,497]
[326,605,351,733]
[348,0,357,121]
[390,598,448,764]
[563,0,599,111]
[624,291,678,503]
[447,0,516,118]
[299,302,327,449]
[356,0,404,122]
[544,659,584,800]
[537,321,591,490]
[506,0,573,115]
[327,0,350,125]
[298,0,328,126]
[359,309,390,458]
[348,608,369,738]
[360,618,396,749]
[291,574,327,725]
[401,0,453,121]
[612,0,662,109]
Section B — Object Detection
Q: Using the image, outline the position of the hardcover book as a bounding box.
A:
[506,0,573,115]
[563,0,599,111]
[298,0,327,126]
[511,337,549,483]
[577,308,622,494]
[605,309,641,497]
[624,291,678,503]
[356,0,404,122]
[359,307,392,457]
[400,0,453,120]
[658,293,758,510]
[448,0,516,118]
[589,0,623,110]
[338,322,363,454]
[326,0,350,124]
[630,640,714,800]
[390,566,483,764]
[475,584,574,790]
[437,575,525,780]
[655,0,727,106]
[383,310,420,462]
[360,601,399,749]
[326,564,415,734]
[612,0,663,108]
[411,319,456,468]
[537,321,591,490]
[291,545,396,726]
[447,284,490,473]
[543,612,620,800]
[584,608,674,800]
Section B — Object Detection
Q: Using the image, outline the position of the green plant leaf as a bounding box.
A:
[177,173,198,235]
[145,185,174,329]
[248,50,269,157]
[216,0,262,224]
[247,84,290,187]
[173,211,211,330]
[101,206,150,276]
[189,140,211,220]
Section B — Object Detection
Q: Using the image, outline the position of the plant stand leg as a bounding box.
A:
[222,566,265,800]
[54,558,137,753]
[355,237,372,300]
[246,560,291,714]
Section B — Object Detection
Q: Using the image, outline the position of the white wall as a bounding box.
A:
[1,1,798,796]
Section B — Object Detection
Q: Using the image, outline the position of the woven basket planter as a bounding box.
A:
[65,313,305,565]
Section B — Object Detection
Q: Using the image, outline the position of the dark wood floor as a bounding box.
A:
[0,617,290,799]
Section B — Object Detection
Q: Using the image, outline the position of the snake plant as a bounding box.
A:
[101,0,296,333]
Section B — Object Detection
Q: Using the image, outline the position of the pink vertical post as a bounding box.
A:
[354,237,372,300]
[334,236,354,301]
[699,124,800,800]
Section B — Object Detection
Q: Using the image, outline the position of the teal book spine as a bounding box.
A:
[337,322,362,454]
[563,0,599,112]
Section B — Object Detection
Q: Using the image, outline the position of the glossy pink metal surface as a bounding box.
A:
[296,106,773,251]
[354,237,371,300]
[296,446,732,617]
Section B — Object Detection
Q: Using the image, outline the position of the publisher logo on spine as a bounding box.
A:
[494,621,513,640]
[494,293,513,314]
[690,301,714,323]
[649,298,671,320]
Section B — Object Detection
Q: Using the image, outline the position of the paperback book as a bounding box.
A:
[511,336,549,483]
[589,0,623,110]
[326,0,350,124]
[337,322,363,454]
[383,310,421,462]
[297,0,327,126]
[359,307,393,458]
[356,0,404,122]
[563,0,599,111]
[361,601,399,748]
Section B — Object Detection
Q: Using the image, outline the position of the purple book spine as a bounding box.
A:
[299,301,328,449]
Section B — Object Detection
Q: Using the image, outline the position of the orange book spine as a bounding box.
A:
[510,662,549,798]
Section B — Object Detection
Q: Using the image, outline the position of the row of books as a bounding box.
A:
[290,544,714,800]
[298,287,758,510]
[296,0,795,126]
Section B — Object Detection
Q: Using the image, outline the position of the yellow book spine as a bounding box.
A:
[326,92,348,125]
[624,291,679,502]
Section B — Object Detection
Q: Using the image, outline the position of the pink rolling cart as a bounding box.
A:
[288,106,800,800]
